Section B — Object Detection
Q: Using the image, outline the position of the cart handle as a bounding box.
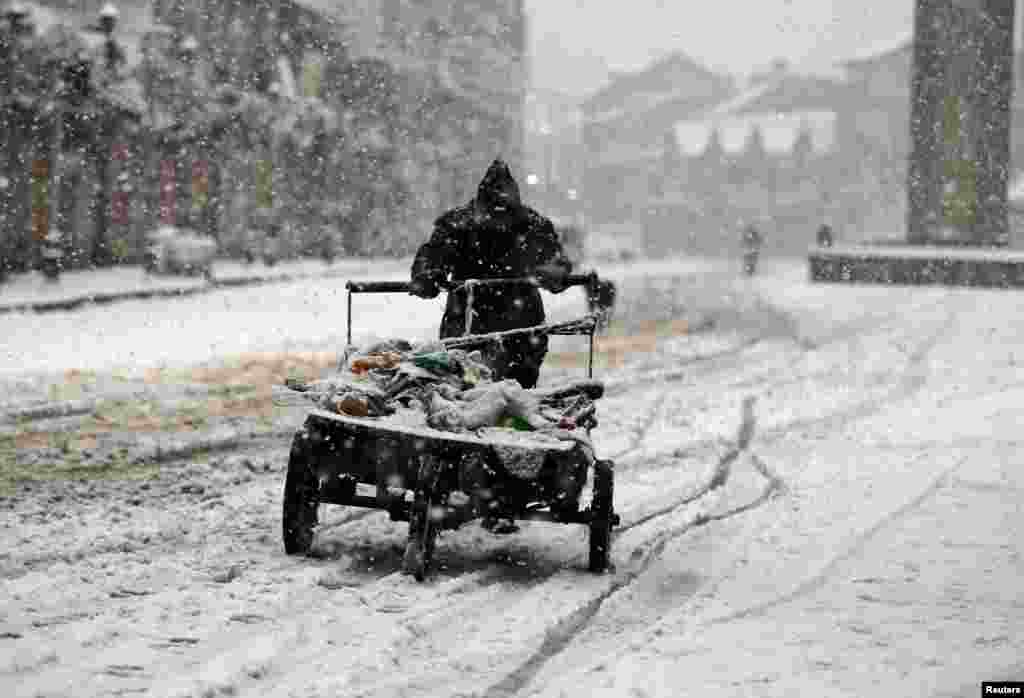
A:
[344,273,596,294]
[344,280,414,294]
[345,273,602,378]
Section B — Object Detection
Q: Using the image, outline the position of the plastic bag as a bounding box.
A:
[351,351,403,374]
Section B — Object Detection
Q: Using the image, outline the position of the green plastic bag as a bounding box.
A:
[412,352,455,373]
[498,415,533,431]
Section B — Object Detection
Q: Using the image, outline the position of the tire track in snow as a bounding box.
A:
[466,407,763,698]
[19,288,942,597]
[601,333,773,462]
[276,409,762,698]
[475,299,961,698]
[550,303,944,650]
[496,362,953,695]
[547,303,967,682]
[3,277,966,696]
[604,388,669,462]
[480,451,781,698]
[701,453,965,627]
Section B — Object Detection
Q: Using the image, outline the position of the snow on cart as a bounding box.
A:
[279,275,619,580]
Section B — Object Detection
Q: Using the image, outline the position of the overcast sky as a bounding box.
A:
[525,0,919,96]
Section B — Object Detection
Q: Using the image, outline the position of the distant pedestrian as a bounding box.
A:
[741,224,763,276]
[816,223,834,248]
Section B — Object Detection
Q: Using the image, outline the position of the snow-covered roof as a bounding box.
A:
[584,85,723,127]
[582,51,726,113]
[673,69,839,157]
[698,79,782,120]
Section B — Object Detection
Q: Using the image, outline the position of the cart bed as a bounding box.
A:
[301,406,585,507]
[306,407,577,454]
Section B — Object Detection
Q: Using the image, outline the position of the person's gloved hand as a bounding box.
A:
[410,277,441,299]
[535,263,570,293]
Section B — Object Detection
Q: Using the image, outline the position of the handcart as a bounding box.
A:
[282,274,619,581]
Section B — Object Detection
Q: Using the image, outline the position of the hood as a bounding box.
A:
[475,159,521,212]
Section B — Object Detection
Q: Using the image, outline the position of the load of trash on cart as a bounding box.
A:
[279,323,604,476]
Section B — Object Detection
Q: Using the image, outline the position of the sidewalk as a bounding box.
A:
[0,257,413,315]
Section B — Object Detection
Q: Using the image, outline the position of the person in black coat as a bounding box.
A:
[816,223,834,248]
[410,159,573,389]
[741,223,763,276]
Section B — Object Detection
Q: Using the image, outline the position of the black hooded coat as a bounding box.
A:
[410,160,572,388]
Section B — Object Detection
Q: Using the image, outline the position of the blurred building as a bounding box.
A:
[580,51,736,225]
[147,0,527,247]
[657,67,845,254]
[1,1,150,272]
[294,0,528,210]
[673,69,841,162]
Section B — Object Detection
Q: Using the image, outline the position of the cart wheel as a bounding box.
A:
[588,459,615,573]
[403,495,438,582]
[282,431,320,555]
[403,457,442,581]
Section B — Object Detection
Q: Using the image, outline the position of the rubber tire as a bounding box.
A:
[402,497,438,582]
[403,457,441,581]
[588,459,615,573]
[282,431,320,555]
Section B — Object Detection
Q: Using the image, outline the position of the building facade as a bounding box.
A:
[650,69,846,255]
[298,0,528,208]
[147,0,528,246]
[580,52,737,226]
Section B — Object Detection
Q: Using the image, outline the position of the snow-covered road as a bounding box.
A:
[2,257,1022,698]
